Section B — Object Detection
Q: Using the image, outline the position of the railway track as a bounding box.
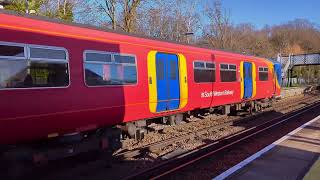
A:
[116,94,319,159]
[116,112,262,158]
[123,100,320,180]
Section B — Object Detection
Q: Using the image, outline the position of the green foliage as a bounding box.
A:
[292,65,320,85]
[4,0,46,15]
[56,2,74,22]
[4,0,73,22]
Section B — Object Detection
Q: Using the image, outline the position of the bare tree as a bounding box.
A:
[136,0,173,38]
[183,0,200,43]
[173,0,200,43]
[122,0,141,32]
[204,0,232,49]
[97,0,118,30]
[81,0,141,32]
[136,0,200,43]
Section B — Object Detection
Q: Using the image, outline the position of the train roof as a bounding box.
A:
[0,9,270,60]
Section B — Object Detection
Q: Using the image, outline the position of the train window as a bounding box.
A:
[114,54,135,64]
[84,52,112,63]
[259,67,268,81]
[220,64,237,82]
[0,43,69,89]
[193,61,215,83]
[0,44,25,58]
[206,62,215,69]
[169,60,177,80]
[28,62,69,87]
[123,65,137,83]
[156,60,164,80]
[194,61,205,68]
[220,64,229,69]
[84,52,137,86]
[30,47,67,60]
[229,64,236,70]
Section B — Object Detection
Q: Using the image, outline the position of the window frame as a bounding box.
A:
[193,61,205,69]
[83,50,112,64]
[83,50,138,87]
[205,62,215,69]
[193,60,216,83]
[219,63,237,83]
[0,41,70,90]
[114,53,136,65]
[28,44,69,62]
[220,63,237,71]
[258,66,269,81]
[0,41,27,60]
[258,67,269,72]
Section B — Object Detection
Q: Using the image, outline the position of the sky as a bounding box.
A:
[221,0,320,28]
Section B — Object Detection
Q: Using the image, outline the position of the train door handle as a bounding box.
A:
[149,77,152,84]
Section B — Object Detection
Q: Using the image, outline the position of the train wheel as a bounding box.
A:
[174,114,184,124]
[126,123,137,139]
[125,123,145,141]
[168,114,184,126]
[168,116,176,126]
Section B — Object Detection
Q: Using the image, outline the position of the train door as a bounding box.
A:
[243,62,253,99]
[274,63,282,86]
[273,63,282,95]
[156,52,180,112]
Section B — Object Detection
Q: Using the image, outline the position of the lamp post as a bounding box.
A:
[25,0,29,14]
[183,32,194,44]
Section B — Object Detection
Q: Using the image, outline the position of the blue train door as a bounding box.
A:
[243,62,253,99]
[274,63,282,85]
[156,53,180,112]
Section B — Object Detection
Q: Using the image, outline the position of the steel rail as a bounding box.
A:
[123,100,320,180]
[116,95,317,159]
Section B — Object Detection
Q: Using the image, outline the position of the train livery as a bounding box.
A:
[0,10,281,149]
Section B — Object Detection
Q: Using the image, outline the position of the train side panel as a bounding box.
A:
[0,12,281,145]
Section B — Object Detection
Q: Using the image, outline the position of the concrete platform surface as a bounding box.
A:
[214,115,320,180]
[303,157,320,180]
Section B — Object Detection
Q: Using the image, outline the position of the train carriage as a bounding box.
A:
[0,10,281,152]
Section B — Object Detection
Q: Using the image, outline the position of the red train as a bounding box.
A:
[0,11,281,153]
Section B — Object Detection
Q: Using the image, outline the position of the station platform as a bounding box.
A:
[214,115,320,180]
